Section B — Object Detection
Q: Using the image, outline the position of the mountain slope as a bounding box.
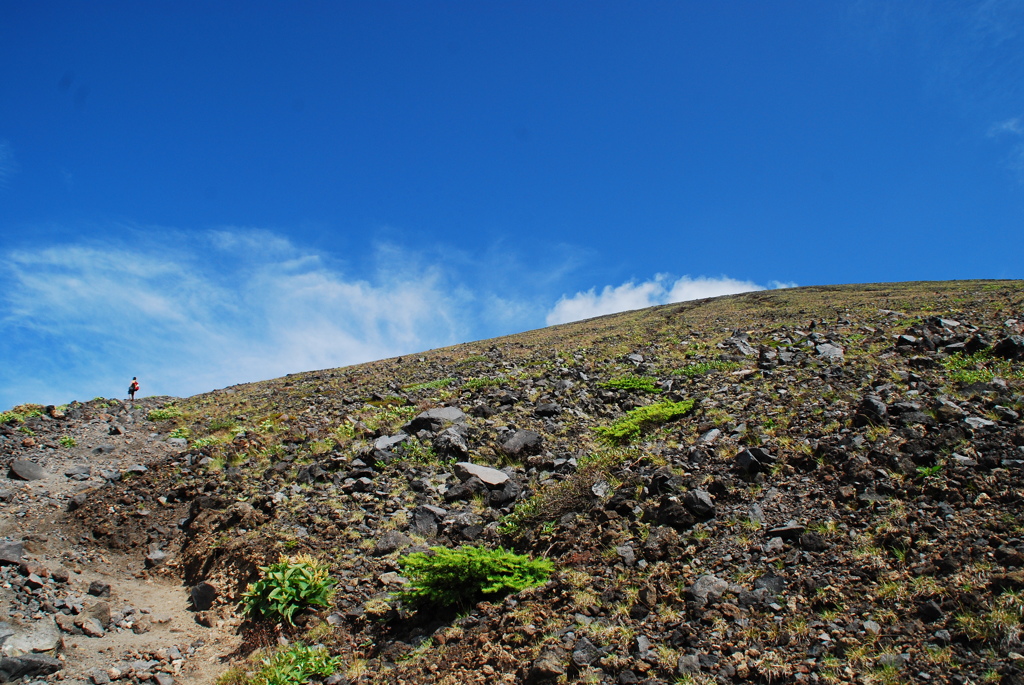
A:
[3,279,1024,685]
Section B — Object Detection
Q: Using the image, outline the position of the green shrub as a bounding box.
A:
[58,435,76,448]
[192,436,221,449]
[594,399,695,444]
[147,406,182,421]
[396,545,553,609]
[0,411,24,425]
[600,374,661,393]
[170,427,190,439]
[240,554,336,625]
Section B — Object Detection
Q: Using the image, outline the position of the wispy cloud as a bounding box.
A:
[545,275,794,326]
[0,230,471,407]
[989,117,1023,136]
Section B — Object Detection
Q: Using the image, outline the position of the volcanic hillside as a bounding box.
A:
[3,280,1024,685]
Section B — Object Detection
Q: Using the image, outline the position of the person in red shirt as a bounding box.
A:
[128,377,140,401]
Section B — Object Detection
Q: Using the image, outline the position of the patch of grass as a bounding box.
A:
[58,435,76,448]
[396,545,553,609]
[147,406,183,421]
[600,374,661,393]
[170,427,190,439]
[0,410,24,425]
[464,376,505,390]
[673,360,741,377]
[218,642,341,685]
[594,399,695,444]
[942,350,1024,384]
[209,418,237,431]
[192,436,222,449]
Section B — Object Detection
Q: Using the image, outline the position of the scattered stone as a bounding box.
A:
[501,429,543,457]
[528,647,567,682]
[0,654,63,681]
[681,489,715,519]
[765,522,805,541]
[373,530,412,556]
[571,637,601,667]
[734,448,776,475]
[8,460,46,481]
[993,335,1024,360]
[687,574,729,604]
[87,581,111,597]
[453,462,509,486]
[190,582,218,611]
[0,542,23,566]
[815,343,845,360]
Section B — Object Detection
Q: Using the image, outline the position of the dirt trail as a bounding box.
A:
[1,398,240,684]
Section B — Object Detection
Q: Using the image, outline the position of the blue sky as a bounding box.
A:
[2,2,1023,408]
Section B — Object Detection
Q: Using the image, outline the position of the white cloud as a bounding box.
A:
[0,230,470,407]
[546,274,793,325]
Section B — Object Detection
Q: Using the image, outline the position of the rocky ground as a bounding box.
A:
[3,280,1024,685]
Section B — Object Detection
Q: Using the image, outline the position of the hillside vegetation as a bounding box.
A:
[3,280,1024,685]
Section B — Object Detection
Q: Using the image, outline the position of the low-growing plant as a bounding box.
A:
[219,642,341,685]
[594,399,695,444]
[58,435,76,448]
[148,406,182,421]
[600,374,661,393]
[464,376,505,390]
[209,417,237,431]
[192,436,221,449]
[396,545,553,609]
[0,410,24,424]
[240,554,336,625]
[170,427,190,439]
[673,360,740,377]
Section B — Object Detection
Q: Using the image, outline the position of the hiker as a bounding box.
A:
[128,377,140,401]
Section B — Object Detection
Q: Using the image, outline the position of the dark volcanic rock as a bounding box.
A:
[8,459,46,481]
[403,407,466,433]
[681,489,715,519]
[734,448,776,475]
[994,335,1024,360]
[189,582,218,610]
[0,542,23,566]
[0,654,63,681]
[854,396,888,427]
[502,429,543,457]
